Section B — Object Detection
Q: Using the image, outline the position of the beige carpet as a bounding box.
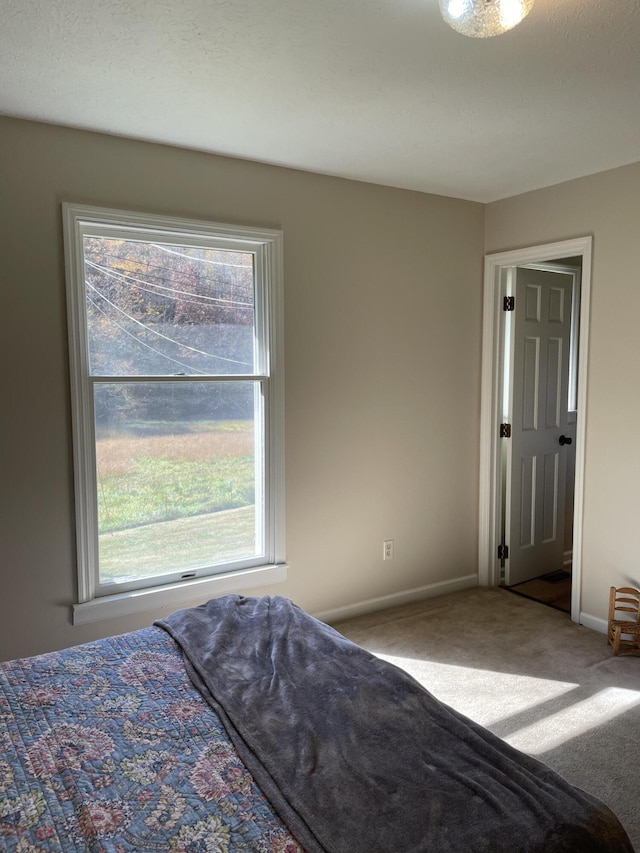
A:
[333,587,640,850]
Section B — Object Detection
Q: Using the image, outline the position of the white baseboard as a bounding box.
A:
[313,573,479,625]
[579,611,608,635]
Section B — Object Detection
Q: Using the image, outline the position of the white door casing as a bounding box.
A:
[478,237,592,624]
[505,267,573,586]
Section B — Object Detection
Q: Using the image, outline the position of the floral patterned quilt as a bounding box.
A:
[0,626,303,852]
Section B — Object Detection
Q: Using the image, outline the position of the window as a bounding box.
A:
[63,204,285,624]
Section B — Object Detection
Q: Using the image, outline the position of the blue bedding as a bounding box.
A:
[0,625,302,851]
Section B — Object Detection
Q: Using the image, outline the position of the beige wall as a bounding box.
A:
[0,117,484,659]
[485,161,640,622]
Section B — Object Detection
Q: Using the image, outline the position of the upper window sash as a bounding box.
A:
[72,221,272,380]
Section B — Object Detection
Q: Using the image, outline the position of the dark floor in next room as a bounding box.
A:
[506,570,572,613]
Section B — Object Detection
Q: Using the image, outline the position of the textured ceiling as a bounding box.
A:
[1,0,639,202]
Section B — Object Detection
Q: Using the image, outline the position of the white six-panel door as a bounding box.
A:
[505,267,573,586]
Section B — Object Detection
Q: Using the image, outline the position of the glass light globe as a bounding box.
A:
[439,0,535,38]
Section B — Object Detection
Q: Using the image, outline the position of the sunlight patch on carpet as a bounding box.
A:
[376,655,577,727]
[379,655,640,756]
[504,687,640,754]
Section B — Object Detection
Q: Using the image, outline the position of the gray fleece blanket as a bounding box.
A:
[156,595,633,853]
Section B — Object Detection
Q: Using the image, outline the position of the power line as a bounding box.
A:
[87,295,205,375]
[85,259,254,310]
[87,282,253,369]
[83,246,254,302]
[151,243,253,270]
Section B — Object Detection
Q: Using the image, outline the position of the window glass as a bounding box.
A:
[94,381,262,587]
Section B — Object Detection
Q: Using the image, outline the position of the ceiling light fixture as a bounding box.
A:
[439,0,534,38]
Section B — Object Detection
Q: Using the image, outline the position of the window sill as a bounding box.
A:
[72,563,288,626]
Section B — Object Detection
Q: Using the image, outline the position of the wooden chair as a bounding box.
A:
[607,586,640,655]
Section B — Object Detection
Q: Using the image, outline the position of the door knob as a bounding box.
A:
[559,435,572,446]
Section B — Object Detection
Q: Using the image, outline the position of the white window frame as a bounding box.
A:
[63,203,286,625]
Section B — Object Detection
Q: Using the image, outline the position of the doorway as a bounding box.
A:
[478,237,593,625]
[503,261,580,613]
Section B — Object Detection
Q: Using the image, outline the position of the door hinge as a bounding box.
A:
[503,295,515,311]
[500,423,512,438]
[498,544,509,560]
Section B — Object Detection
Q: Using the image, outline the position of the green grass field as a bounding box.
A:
[96,420,258,581]
[99,506,256,582]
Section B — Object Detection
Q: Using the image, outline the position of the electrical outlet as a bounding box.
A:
[383,539,394,560]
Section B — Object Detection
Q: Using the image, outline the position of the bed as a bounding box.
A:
[0,595,633,852]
